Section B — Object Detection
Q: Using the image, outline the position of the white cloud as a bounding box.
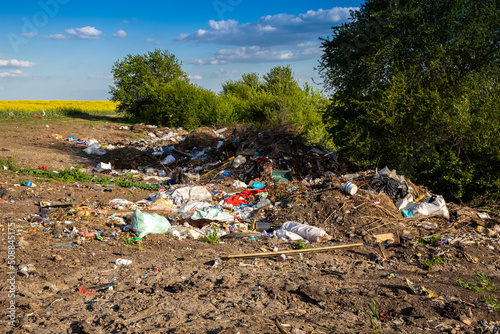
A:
[88,74,113,80]
[177,7,357,47]
[210,68,238,78]
[208,19,238,31]
[43,33,70,40]
[65,26,103,40]
[145,38,160,46]
[257,24,276,32]
[191,42,322,65]
[0,59,37,68]
[0,69,28,78]
[122,20,130,24]
[188,74,203,80]
[112,30,127,38]
[21,32,37,37]
[0,86,4,91]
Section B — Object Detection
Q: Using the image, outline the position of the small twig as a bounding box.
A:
[378,242,387,260]
[352,202,371,210]
[49,298,63,306]
[275,318,291,334]
[323,210,337,224]
[366,221,391,232]
[362,217,384,227]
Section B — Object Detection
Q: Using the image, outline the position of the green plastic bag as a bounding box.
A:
[131,208,170,238]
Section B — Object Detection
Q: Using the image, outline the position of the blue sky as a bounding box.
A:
[0,0,362,100]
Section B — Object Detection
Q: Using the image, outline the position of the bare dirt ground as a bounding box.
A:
[0,115,499,334]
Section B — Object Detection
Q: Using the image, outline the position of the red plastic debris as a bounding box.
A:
[38,166,47,170]
[78,286,95,295]
[380,312,387,318]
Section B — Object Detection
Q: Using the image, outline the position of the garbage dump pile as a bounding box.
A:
[1,123,499,333]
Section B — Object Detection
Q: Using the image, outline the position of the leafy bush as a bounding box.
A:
[318,0,500,204]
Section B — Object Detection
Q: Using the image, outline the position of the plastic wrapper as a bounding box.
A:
[401,195,449,219]
[191,205,234,221]
[279,221,330,242]
[170,186,213,205]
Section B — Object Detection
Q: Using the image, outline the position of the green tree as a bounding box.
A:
[109,49,187,116]
[318,0,500,203]
[137,80,219,130]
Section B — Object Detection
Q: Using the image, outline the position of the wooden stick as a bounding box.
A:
[222,243,363,260]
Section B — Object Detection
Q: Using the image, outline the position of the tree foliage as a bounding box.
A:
[109,49,187,115]
[109,50,333,149]
[318,0,500,203]
[222,66,334,149]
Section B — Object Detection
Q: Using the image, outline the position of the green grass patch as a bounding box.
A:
[0,156,157,191]
[457,271,498,294]
[363,298,383,334]
[421,255,451,270]
[202,227,220,244]
[294,239,307,249]
[485,295,500,311]
[415,236,442,245]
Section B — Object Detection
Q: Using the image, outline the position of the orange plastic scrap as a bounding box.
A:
[78,286,95,295]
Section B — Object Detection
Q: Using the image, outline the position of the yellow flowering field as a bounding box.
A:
[0,100,119,116]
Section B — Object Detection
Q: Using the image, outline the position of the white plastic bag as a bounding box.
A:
[171,186,212,205]
[396,194,414,210]
[83,143,106,155]
[274,229,304,241]
[232,155,247,168]
[403,195,449,219]
[232,180,247,188]
[162,155,176,164]
[279,221,330,242]
[96,162,112,171]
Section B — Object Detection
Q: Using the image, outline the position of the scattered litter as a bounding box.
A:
[161,155,176,164]
[400,195,450,219]
[271,170,293,183]
[370,167,409,200]
[191,205,234,221]
[96,162,112,171]
[477,212,490,219]
[131,208,171,238]
[115,258,132,265]
[339,181,357,195]
[78,286,95,295]
[53,242,76,248]
[279,221,331,243]
[406,278,438,298]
